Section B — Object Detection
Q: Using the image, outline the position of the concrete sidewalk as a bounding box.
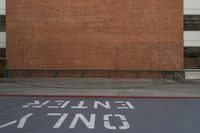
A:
[0,78,200,97]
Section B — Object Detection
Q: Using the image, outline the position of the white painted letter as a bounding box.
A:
[94,101,110,109]
[17,113,33,128]
[104,114,130,130]
[71,101,88,109]
[0,113,34,128]
[104,114,116,130]
[115,101,134,109]
[22,100,50,108]
[47,113,68,128]
[115,114,130,129]
[69,114,95,129]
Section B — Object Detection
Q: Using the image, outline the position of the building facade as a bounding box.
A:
[0,0,5,77]
[184,0,200,79]
[0,0,5,48]
[1,0,200,79]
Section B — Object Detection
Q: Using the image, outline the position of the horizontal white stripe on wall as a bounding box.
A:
[185,69,200,79]
[184,31,200,47]
[0,9,5,15]
[0,32,5,48]
[0,0,5,9]
[184,0,200,15]
[0,42,5,48]
[184,0,200,9]
[184,10,200,15]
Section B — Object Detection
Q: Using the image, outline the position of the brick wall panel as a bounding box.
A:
[7,0,183,71]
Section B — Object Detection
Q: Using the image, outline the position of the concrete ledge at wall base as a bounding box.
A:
[185,69,200,79]
[4,69,185,80]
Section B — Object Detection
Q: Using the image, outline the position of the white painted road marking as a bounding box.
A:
[69,114,96,129]
[0,113,33,128]
[1,97,200,133]
[47,113,68,128]
[103,114,130,130]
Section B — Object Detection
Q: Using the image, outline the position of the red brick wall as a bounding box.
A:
[6,0,183,71]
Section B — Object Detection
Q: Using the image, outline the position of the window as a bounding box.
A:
[0,15,5,32]
[184,15,200,31]
[184,47,200,69]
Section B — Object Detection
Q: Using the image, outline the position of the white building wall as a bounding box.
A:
[184,0,200,14]
[184,31,200,47]
[0,32,5,48]
[185,69,200,79]
[0,0,5,14]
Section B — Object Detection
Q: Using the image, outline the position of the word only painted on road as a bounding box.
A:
[0,100,135,130]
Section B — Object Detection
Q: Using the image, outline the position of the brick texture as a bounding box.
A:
[6,0,183,74]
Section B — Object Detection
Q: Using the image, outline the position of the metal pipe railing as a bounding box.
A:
[4,69,185,80]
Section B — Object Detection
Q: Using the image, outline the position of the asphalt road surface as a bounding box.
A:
[0,96,200,133]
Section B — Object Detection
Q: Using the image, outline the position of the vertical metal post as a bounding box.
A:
[108,70,112,78]
[136,71,140,78]
[81,70,85,78]
[3,69,8,78]
[172,71,175,80]
[54,71,58,78]
[3,59,8,78]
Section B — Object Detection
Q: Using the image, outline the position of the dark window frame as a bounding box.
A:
[184,15,200,31]
[184,47,200,69]
[0,15,5,32]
